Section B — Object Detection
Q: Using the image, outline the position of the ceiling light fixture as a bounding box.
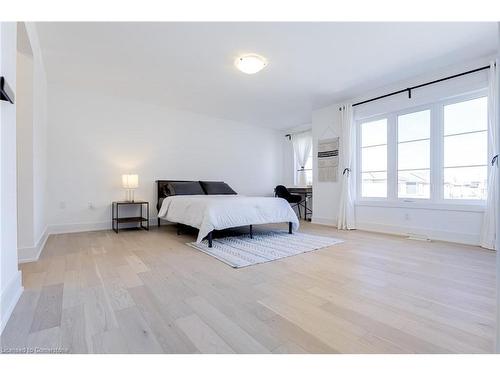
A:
[235,54,268,74]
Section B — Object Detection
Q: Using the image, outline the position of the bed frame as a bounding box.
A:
[156,180,293,247]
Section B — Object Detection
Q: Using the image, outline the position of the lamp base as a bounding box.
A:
[124,189,136,202]
[125,189,134,203]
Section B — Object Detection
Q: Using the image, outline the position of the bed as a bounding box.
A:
[156,180,299,247]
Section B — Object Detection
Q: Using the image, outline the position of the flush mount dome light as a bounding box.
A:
[235,54,268,74]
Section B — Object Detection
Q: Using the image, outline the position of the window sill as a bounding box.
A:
[355,200,486,213]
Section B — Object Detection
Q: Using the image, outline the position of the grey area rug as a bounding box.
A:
[187,231,344,268]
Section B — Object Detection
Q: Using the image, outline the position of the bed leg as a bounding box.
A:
[249,225,253,239]
[177,224,181,235]
[208,231,213,248]
[157,218,160,227]
[288,222,293,234]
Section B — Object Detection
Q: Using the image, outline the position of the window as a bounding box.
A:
[443,97,488,200]
[357,92,488,205]
[296,149,313,185]
[397,110,430,199]
[360,118,387,197]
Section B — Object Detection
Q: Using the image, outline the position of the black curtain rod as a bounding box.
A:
[343,64,492,109]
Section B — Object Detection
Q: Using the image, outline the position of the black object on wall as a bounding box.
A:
[1,76,15,104]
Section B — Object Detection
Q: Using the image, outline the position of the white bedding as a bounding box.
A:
[158,195,299,243]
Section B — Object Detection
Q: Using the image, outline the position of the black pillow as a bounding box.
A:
[199,181,237,195]
[167,181,205,196]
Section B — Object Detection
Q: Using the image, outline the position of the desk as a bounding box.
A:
[286,186,312,221]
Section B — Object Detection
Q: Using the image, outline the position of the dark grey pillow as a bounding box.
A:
[167,181,205,196]
[199,181,237,195]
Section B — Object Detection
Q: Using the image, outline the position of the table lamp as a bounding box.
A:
[122,174,139,202]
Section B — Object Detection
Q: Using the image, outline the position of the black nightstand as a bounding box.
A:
[112,201,149,233]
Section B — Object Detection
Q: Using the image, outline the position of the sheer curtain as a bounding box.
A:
[337,104,356,230]
[291,131,312,186]
[480,61,499,250]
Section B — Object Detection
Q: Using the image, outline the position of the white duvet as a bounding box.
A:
[158,195,300,243]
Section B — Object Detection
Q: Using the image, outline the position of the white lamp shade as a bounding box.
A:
[122,174,139,189]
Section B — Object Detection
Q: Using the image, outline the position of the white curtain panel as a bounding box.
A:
[291,131,313,169]
[480,61,499,250]
[337,104,356,230]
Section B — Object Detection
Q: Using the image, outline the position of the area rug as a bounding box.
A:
[187,231,343,268]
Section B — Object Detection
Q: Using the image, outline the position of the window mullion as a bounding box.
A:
[387,114,397,200]
[432,103,444,202]
[356,120,362,200]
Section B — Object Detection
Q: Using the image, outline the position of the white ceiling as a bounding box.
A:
[36,22,498,129]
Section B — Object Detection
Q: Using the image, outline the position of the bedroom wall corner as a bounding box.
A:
[0,22,23,335]
[311,104,342,226]
[15,22,49,261]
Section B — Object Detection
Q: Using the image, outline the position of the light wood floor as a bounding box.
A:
[0,222,496,353]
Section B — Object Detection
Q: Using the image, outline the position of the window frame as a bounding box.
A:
[294,148,313,186]
[356,89,488,209]
[394,104,433,202]
[356,114,389,201]
[439,92,489,204]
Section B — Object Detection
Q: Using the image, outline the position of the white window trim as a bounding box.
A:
[355,88,488,212]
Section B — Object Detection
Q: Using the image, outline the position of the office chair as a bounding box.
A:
[275,185,306,219]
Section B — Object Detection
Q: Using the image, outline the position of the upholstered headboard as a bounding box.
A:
[156,180,196,210]
[155,180,235,213]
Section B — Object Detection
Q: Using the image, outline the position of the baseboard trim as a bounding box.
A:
[311,216,338,227]
[18,219,163,264]
[19,217,479,266]
[0,271,23,335]
[48,220,111,235]
[356,221,480,246]
[48,218,160,235]
[311,216,478,246]
[18,226,49,264]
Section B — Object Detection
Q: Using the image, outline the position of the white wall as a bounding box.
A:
[311,106,342,226]
[311,56,493,245]
[15,23,49,263]
[0,22,23,334]
[46,83,283,233]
